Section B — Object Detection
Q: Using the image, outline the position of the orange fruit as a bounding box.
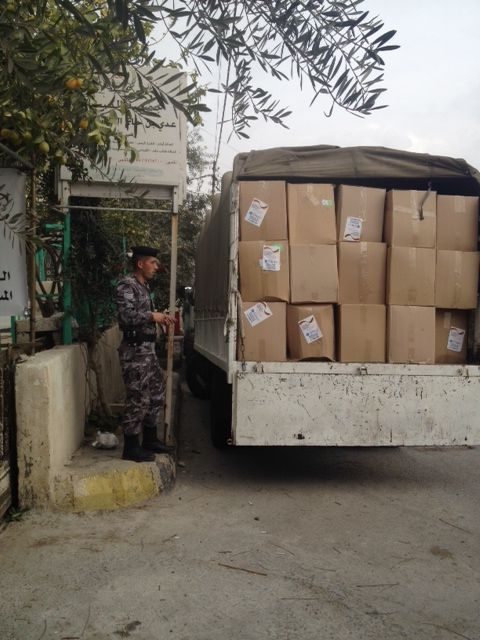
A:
[65,78,79,90]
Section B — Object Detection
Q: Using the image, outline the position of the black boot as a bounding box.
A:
[142,426,175,454]
[122,434,155,462]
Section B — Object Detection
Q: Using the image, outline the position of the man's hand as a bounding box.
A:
[152,311,176,327]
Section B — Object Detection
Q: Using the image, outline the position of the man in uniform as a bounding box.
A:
[116,246,175,462]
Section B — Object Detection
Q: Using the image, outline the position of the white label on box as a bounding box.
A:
[244,302,273,327]
[245,198,268,227]
[261,244,281,271]
[447,327,465,353]
[321,198,334,207]
[298,315,323,344]
[343,216,363,241]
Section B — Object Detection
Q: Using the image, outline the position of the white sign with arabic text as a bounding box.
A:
[60,67,187,200]
[0,169,28,316]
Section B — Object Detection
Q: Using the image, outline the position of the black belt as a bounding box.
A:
[122,330,156,345]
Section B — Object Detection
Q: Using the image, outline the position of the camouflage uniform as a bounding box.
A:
[116,275,165,436]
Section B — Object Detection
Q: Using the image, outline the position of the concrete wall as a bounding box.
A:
[16,345,89,507]
[90,325,125,407]
[16,326,125,508]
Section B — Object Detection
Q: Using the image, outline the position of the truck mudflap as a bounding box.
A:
[231,363,480,446]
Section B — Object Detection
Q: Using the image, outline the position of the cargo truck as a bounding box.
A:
[190,145,480,448]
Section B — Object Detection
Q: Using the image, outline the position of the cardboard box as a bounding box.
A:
[287,305,335,361]
[287,183,336,244]
[289,244,338,303]
[338,242,387,304]
[387,306,435,364]
[338,304,386,363]
[435,309,468,364]
[238,301,286,362]
[435,250,479,309]
[238,241,290,302]
[239,180,287,241]
[437,195,478,251]
[336,185,386,242]
[387,247,435,306]
[384,189,437,248]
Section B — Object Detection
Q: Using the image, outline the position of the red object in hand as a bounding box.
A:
[174,310,181,335]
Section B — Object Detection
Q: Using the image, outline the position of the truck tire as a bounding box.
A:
[185,352,211,400]
[210,368,232,449]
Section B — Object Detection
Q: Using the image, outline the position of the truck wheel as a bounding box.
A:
[186,352,211,400]
[210,368,232,449]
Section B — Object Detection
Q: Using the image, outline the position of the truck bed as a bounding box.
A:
[193,146,480,447]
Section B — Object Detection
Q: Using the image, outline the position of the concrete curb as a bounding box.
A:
[53,453,176,512]
[51,373,181,512]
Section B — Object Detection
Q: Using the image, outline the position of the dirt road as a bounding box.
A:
[1,386,479,639]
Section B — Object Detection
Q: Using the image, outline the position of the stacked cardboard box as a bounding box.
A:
[336,186,387,362]
[287,305,335,361]
[238,241,289,302]
[339,304,386,363]
[239,180,288,241]
[287,184,338,304]
[385,191,479,363]
[434,195,479,363]
[238,181,288,361]
[287,184,337,360]
[385,190,437,363]
[337,185,385,243]
[435,309,469,364]
[237,181,479,365]
[238,301,286,362]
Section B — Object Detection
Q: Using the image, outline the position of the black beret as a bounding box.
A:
[131,246,159,258]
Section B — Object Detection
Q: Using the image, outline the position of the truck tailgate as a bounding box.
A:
[232,363,480,446]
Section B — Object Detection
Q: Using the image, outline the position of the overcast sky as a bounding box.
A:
[154,0,480,178]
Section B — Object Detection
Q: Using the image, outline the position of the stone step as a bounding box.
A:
[52,445,176,512]
[51,370,181,512]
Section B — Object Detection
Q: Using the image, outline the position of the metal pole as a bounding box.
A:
[29,169,37,354]
[36,248,46,281]
[164,189,179,445]
[62,210,72,345]
[53,204,168,214]
[122,236,127,274]
[10,316,16,345]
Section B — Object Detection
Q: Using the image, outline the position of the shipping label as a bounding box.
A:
[447,327,465,353]
[245,198,268,227]
[261,244,281,271]
[298,315,323,344]
[244,302,273,327]
[343,216,363,241]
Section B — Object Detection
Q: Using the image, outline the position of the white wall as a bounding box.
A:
[15,326,125,508]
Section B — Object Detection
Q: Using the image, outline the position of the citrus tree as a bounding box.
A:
[0,0,202,174]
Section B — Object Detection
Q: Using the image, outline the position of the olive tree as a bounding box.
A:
[0,0,397,172]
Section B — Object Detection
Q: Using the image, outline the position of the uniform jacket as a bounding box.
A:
[116,275,156,343]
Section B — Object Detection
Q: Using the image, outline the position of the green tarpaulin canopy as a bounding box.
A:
[232,145,480,195]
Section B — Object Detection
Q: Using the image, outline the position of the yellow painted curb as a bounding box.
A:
[72,465,159,512]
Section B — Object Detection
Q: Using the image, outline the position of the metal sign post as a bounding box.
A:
[57,180,183,444]
[55,67,187,443]
[164,188,179,445]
